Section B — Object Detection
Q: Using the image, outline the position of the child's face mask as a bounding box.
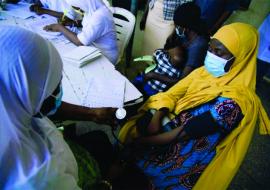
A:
[175,26,186,39]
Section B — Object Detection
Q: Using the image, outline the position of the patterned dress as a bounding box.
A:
[134,97,243,190]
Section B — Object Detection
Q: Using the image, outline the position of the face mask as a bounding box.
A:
[176,26,185,38]
[204,51,234,78]
[46,85,63,116]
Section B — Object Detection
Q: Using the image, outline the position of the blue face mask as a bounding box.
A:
[204,51,234,78]
[175,26,186,39]
[46,85,63,116]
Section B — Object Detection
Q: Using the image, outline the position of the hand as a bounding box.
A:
[29,4,44,15]
[144,71,155,81]
[92,108,118,128]
[58,17,77,26]
[146,109,167,134]
[43,24,63,32]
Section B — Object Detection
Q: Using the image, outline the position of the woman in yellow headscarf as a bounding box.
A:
[118,23,270,190]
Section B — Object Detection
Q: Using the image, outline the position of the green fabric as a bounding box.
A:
[133,55,154,63]
[67,141,101,190]
[225,0,270,28]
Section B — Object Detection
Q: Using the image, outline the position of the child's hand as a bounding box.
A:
[144,71,155,81]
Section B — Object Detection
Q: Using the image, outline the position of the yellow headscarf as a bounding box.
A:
[119,23,270,189]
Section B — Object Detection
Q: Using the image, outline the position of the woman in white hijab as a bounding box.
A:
[0,25,81,190]
[1,24,117,190]
[29,0,79,21]
[44,0,119,65]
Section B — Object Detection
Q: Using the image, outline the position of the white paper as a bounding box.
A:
[63,46,100,61]
[3,9,35,19]
[3,3,35,19]
[82,78,125,108]
[26,16,61,39]
[62,64,89,104]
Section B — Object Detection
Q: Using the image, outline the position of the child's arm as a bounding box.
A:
[144,71,179,86]
[147,109,169,135]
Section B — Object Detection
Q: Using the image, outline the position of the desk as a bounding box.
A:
[0,3,142,108]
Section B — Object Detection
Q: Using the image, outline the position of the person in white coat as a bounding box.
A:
[29,0,80,22]
[44,0,119,64]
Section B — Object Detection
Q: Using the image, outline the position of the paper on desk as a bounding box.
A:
[63,46,100,61]
[5,2,31,11]
[62,46,102,67]
[61,73,81,106]
[82,77,125,108]
[3,3,35,19]
[2,9,35,19]
[26,16,61,39]
[62,64,89,105]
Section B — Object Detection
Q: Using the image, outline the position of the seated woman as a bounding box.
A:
[43,0,119,64]
[0,26,116,189]
[117,23,270,189]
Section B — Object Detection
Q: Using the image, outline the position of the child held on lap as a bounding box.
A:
[133,45,187,97]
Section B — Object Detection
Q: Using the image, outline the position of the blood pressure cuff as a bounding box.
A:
[183,111,221,139]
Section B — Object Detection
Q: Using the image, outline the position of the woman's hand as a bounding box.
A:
[44,24,64,32]
[92,108,118,127]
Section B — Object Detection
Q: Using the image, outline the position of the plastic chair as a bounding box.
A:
[133,55,156,73]
[110,7,136,64]
[102,0,111,7]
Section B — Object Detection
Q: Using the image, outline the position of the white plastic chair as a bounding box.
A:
[110,7,136,64]
[102,0,111,7]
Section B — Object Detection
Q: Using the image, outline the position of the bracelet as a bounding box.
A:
[100,180,112,190]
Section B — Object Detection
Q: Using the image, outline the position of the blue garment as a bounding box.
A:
[258,14,270,64]
[133,74,159,97]
[185,35,208,68]
[195,0,239,31]
[135,97,242,190]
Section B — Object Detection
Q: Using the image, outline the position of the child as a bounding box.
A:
[133,45,187,97]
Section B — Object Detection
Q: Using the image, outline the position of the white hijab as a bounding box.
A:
[65,0,104,15]
[0,26,79,190]
[39,0,78,20]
